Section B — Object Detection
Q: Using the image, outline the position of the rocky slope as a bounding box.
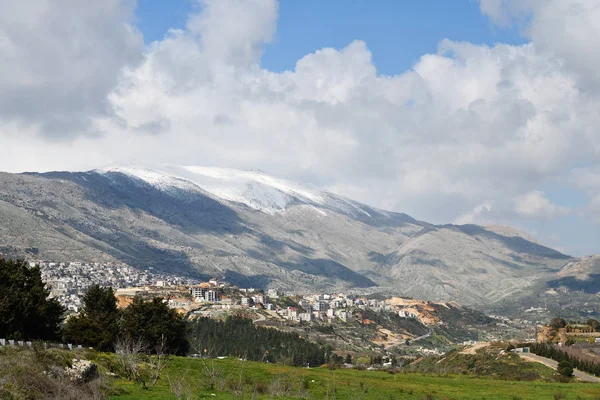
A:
[0,164,584,306]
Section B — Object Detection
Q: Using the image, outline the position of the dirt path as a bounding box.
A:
[519,353,600,383]
[384,327,433,350]
[459,342,490,355]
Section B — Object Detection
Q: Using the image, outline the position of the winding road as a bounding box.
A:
[519,353,600,383]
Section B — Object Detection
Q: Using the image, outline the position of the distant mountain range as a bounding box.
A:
[0,163,598,309]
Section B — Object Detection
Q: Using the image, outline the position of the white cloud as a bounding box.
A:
[514,191,570,220]
[479,0,600,88]
[0,0,143,137]
[186,0,278,67]
[1,0,600,253]
[453,201,495,225]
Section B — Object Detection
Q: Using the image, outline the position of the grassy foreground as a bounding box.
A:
[109,356,600,400]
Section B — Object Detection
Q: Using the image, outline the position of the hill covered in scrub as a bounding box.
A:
[3,345,600,400]
[405,344,558,381]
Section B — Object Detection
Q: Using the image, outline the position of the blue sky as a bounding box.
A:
[136,0,526,74]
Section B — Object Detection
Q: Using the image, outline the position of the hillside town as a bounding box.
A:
[36,261,202,313]
[33,260,533,355]
[36,261,421,323]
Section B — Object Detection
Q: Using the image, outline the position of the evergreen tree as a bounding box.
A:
[557,360,574,377]
[587,319,600,332]
[63,284,120,351]
[120,296,189,355]
[188,316,326,366]
[0,258,64,340]
[549,318,567,329]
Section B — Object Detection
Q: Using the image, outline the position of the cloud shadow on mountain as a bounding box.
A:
[448,224,572,260]
[222,270,273,289]
[33,171,247,235]
[279,257,377,288]
[547,274,600,294]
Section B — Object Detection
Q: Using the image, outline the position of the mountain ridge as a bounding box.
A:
[0,164,590,309]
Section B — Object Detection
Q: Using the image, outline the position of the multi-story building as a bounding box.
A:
[299,312,312,322]
[298,300,310,309]
[190,287,207,299]
[253,294,267,305]
[205,290,221,303]
[313,301,329,311]
[241,297,253,306]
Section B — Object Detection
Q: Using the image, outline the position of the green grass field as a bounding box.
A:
[108,356,600,400]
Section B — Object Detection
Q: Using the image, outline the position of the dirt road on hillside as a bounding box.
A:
[459,342,490,354]
[519,353,600,383]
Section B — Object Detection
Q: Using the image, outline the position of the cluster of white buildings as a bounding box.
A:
[243,291,419,324]
[186,281,420,325]
[189,286,223,303]
[36,261,201,312]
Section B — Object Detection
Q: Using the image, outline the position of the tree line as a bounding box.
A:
[189,316,328,366]
[549,317,600,332]
[0,258,188,355]
[528,342,600,377]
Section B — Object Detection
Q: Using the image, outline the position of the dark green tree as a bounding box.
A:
[587,319,600,332]
[188,316,326,366]
[557,360,573,377]
[120,296,188,355]
[549,318,567,330]
[0,258,64,340]
[63,284,120,351]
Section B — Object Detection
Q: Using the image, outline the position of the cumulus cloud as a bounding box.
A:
[479,0,600,88]
[0,0,143,137]
[1,0,600,252]
[514,191,570,220]
[186,0,278,67]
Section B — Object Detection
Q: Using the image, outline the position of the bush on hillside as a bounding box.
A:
[0,346,110,399]
[557,361,573,377]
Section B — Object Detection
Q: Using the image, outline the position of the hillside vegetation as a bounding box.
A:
[405,344,557,381]
[3,346,600,400]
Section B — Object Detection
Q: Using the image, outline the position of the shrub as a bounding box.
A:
[557,361,573,378]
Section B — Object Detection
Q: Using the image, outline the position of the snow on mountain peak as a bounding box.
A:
[95,163,331,214]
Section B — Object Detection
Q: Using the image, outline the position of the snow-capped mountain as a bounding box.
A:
[0,164,583,307]
[97,164,333,214]
[96,163,415,223]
